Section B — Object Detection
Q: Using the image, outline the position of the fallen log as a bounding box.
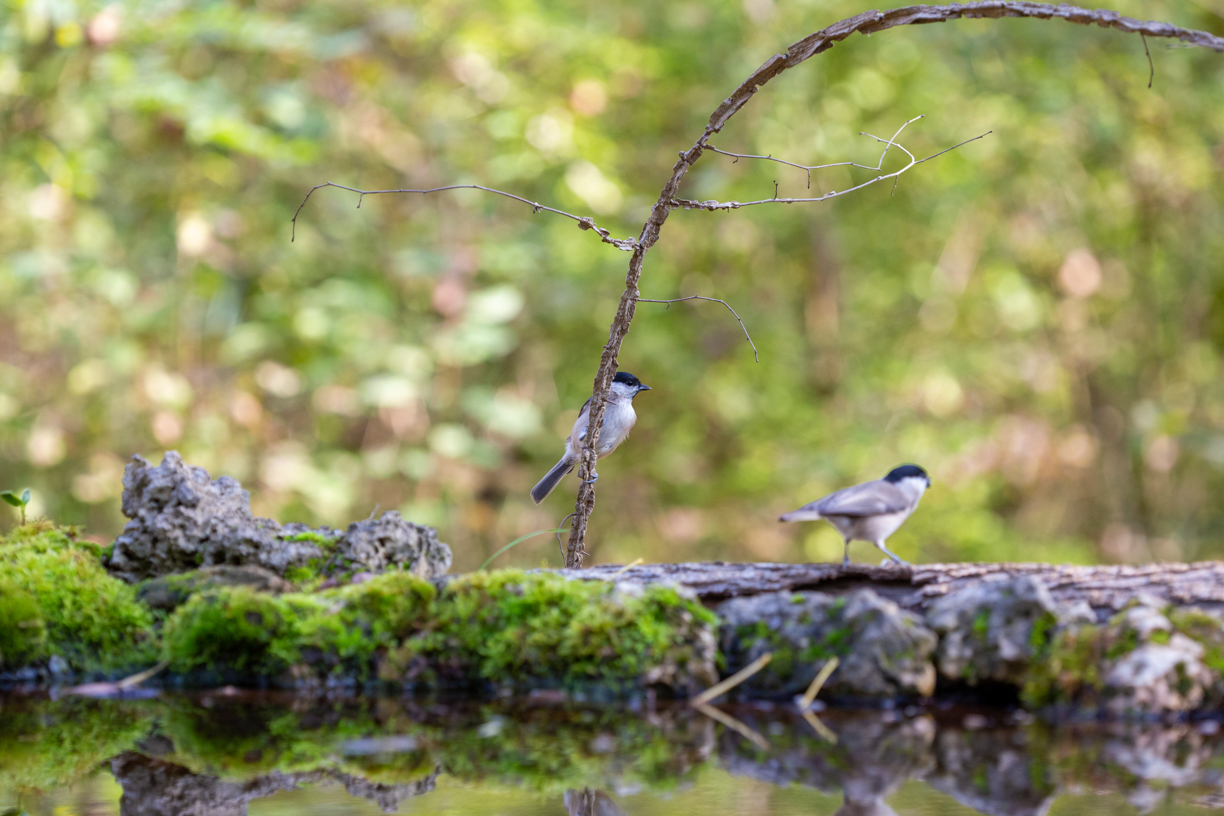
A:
[557,560,1224,614]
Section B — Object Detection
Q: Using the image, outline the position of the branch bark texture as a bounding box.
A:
[564,3,1224,567]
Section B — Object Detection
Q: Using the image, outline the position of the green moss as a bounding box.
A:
[1169,609,1224,674]
[0,522,156,674]
[972,611,990,639]
[1021,624,1107,708]
[1029,611,1057,653]
[293,572,436,680]
[0,577,46,668]
[385,571,716,692]
[163,587,298,678]
[163,572,437,683]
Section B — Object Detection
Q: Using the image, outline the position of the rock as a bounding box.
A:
[324,513,452,581]
[105,452,451,583]
[717,589,937,699]
[137,566,295,614]
[927,575,1062,686]
[1023,604,1219,714]
[1104,633,1211,715]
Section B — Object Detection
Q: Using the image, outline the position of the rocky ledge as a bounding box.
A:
[3,452,1224,717]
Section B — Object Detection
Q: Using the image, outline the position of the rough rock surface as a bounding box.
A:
[717,589,937,699]
[927,574,1070,685]
[137,565,294,613]
[105,452,450,583]
[326,512,452,580]
[1026,603,1220,715]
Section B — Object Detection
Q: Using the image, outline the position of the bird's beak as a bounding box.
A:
[638,384,651,392]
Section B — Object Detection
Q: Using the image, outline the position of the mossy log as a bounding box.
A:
[560,560,1224,714]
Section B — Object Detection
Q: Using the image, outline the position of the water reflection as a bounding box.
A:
[3,692,1224,814]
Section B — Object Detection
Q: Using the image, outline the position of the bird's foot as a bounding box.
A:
[581,472,599,485]
[841,555,851,568]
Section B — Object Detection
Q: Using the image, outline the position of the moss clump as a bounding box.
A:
[1169,609,1224,675]
[0,522,156,674]
[0,577,47,668]
[291,572,436,680]
[383,571,717,694]
[162,571,436,683]
[163,587,298,678]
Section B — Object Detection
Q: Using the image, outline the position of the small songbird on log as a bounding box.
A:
[531,371,652,504]
[779,464,931,566]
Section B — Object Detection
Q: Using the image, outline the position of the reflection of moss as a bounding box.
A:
[0,522,156,674]
[0,697,155,792]
[155,697,710,793]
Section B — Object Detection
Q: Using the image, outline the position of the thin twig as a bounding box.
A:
[691,652,772,706]
[798,656,840,710]
[118,659,170,689]
[670,130,991,212]
[708,115,924,190]
[635,296,760,362]
[556,512,577,559]
[694,703,771,750]
[1141,32,1154,88]
[291,181,637,251]
[609,557,644,579]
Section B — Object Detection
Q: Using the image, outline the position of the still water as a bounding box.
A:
[3,691,1223,815]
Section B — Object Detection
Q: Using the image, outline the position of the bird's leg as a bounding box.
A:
[874,540,909,566]
[842,538,852,568]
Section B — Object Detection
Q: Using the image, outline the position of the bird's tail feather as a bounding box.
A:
[531,456,575,504]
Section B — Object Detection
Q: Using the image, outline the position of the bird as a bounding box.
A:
[778,464,931,566]
[530,371,652,504]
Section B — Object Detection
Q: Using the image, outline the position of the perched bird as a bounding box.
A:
[779,464,931,566]
[530,371,652,504]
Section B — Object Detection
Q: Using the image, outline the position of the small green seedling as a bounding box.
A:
[1,488,32,524]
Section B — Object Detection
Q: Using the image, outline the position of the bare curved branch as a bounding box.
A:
[635,296,760,362]
[670,130,991,212]
[291,181,637,251]
[708,115,926,188]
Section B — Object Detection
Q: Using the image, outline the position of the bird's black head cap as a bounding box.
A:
[885,464,930,486]
[613,371,649,391]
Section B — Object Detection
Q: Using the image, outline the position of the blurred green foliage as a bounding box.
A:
[1,0,1223,568]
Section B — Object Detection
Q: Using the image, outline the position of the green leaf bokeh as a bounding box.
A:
[2,0,1223,569]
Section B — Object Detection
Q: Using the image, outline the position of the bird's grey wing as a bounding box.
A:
[574,397,592,441]
[815,481,910,517]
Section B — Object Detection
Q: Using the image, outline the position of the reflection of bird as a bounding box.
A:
[564,788,626,816]
[531,371,652,504]
[779,465,931,566]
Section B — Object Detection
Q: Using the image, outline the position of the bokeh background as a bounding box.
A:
[1,0,1223,570]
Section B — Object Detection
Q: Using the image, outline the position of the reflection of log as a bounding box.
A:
[557,561,1224,614]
